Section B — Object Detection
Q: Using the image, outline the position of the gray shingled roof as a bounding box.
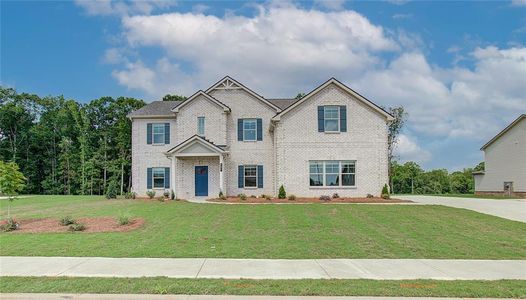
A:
[267,98,299,110]
[128,101,182,117]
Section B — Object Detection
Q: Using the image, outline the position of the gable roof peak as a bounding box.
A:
[171,89,231,113]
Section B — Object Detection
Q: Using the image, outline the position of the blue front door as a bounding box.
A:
[195,166,208,196]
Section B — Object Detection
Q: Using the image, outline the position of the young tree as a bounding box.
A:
[387,107,408,190]
[163,94,187,101]
[0,161,26,217]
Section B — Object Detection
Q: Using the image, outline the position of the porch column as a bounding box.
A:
[219,154,224,195]
[171,156,177,199]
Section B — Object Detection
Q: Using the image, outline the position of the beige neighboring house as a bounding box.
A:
[128,76,394,199]
[473,114,526,198]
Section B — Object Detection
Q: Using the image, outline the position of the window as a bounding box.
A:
[324,106,340,132]
[243,119,257,141]
[152,123,165,144]
[152,168,165,188]
[309,161,355,187]
[244,165,257,187]
[198,117,205,136]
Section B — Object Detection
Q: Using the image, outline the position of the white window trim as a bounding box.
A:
[152,167,165,189]
[243,119,257,142]
[324,106,340,133]
[152,123,166,145]
[197,117,205,136]
[244,165,258,188]
[309,160,356,188]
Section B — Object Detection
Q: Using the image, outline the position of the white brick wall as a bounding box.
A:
[275,84,389,197]
[131,81,389,198]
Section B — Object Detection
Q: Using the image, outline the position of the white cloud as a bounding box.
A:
[395,134,432,163]
[75,0,177,16]
[511,0,526,6]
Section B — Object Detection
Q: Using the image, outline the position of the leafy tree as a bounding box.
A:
[163,94,187,101]
[0,161,26,217]
[295,93,305,100]
[278,185,286,199]
[474,162,485,172]
[386,107,407,189]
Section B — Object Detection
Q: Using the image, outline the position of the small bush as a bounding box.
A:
[124,191,136,199]
[117,213,131,226]
[366,193,374,198]
[260,194,267,198]
[59,216,75,226]
[163,190,170,199]
[250,195,256,198]
[105,181,119,199]
[238,193,247,201]
[157,196,165,202]
[278,185,287,199]
[68,223,85,232]
[0,217,19,232]
[319,195,331,201]
[218,191,226,200]
[265,194,272,201]
[146,190,156,199]
[288,194,296,201]
[381,184,390,199]
[332,193,340,199]
[170,190,175,200]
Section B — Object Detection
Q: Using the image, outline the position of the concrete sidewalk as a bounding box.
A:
[396,195,526,222]
[1,257,525,280]
[0,294,513,300]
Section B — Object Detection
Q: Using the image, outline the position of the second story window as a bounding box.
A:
[243,119,257,141]
[198,117,205,136]
[324,106,340,132]
[152,123,165,144]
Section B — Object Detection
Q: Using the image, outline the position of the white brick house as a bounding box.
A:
[128,76,394,199]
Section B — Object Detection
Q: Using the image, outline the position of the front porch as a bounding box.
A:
[165,135,227,199]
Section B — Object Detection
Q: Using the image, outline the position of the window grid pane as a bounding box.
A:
[243,119,257,141]
[152,168,165,188]
[323,106,340,132]
[244,165,257,187]
[198,117,205,136]
[152,124,165,144]
[309,161,356,187]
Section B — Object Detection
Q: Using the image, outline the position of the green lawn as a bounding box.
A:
[1,195,525,259]
[1,277,525,298]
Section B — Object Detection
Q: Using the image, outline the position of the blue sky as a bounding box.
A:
[2,0,525,171]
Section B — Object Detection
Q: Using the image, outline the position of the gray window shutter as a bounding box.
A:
[238,119,243,141]
[238,165,244,188]
[318,106,324,132]
[257,119,263,141]
[147,123,152,144]
[164,123,170,144]
[147,168,152,189]
[340,106,347,132]
[164,167,170,188]
[257,165,263,188]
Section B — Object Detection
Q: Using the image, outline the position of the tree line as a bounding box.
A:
[0,87,145,195]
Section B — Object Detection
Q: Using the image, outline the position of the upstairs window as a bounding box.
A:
[324,106,340,132]
[198,117,205,136]
[152,123,165,144]
[243,119,257,141]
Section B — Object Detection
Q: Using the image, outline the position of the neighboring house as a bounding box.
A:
[128,76,394,199]
[473,114,526,198]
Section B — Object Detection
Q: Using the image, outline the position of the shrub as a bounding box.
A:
[124,191,136,199]
[146,190,156,199]
[265,194,272,201]
[170,190,175,200]
[163,190,170,199]
[157,196,165,202]
[381,184,390,199]
[117,213,131,226]
[218,191,226,200]
[332,193,340,199]
[288,194,296,201]
[366,193,374,198]
[105,180,119,199]
[278,185,287,199]
[0,217,19,232]
[68,223,85,232]
[250,195,256,198]
[59,216,75,226]
[319,195,331,201]
[238,193,247,201]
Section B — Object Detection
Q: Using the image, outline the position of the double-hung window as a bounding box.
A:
[309,161,356,187]
[324,106,340,132]
[152,167,165,189]
[197,117,205,136]
[243,119,257,141]
[244,165,257,187]
[152,124,165,144]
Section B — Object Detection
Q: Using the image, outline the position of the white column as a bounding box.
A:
[171,156,177,199]
[219,154,224,195]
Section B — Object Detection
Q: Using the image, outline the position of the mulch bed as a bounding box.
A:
[208,197,413,204]
[4,217,145,233]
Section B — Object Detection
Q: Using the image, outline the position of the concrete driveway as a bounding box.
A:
[396,195,526,223]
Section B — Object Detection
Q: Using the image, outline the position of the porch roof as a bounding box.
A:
[165,135,226,157]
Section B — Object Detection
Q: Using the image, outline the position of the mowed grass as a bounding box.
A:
[1,277,525,298]
[1,195,525,259]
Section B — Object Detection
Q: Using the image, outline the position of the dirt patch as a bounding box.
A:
[4,217,145,233]
[208,197,412,204]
